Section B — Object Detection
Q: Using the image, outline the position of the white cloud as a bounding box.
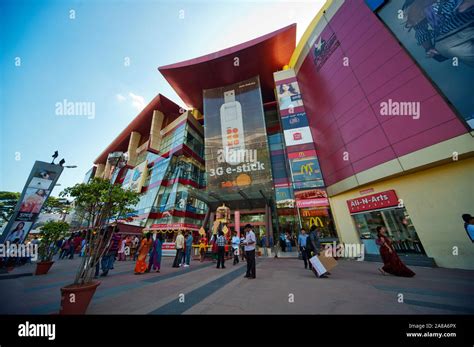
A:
[128,92,146,111]
[115,92,146,111]
[116,93,126,102]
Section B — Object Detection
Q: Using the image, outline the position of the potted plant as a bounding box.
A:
[58,177,139,314]
[36,220,70,275]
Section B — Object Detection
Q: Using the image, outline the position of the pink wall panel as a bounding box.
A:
[297,0,467,187]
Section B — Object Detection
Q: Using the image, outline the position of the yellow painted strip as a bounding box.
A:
[289,0,334,68]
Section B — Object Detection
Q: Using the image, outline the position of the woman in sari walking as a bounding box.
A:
[376,226,415,277]
[147,233,163,273]
[199,233,208,262]
[134,233,153,275]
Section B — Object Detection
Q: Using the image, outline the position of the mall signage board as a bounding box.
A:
[295,189,329,208]
[0,161,64,244]
[346,190,399,214]
[203,76,272,193]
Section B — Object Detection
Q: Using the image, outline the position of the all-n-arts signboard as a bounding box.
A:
[347,190,399,214]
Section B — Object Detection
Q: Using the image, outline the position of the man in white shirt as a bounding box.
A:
[242,224,256,279]
[231,231,240,265]
[173,231,185,268]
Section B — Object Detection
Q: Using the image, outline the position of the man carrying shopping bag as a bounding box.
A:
[306,226,336,278]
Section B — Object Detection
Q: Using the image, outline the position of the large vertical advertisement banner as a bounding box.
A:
[0,161,64,244]
[204,76,272,193]
[378,0,474,129]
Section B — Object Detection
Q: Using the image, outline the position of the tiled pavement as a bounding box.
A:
[1,255,473,315]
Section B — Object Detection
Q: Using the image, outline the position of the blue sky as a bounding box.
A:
[0,0,324,196]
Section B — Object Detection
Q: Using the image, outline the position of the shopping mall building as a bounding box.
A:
[83,0,473,269]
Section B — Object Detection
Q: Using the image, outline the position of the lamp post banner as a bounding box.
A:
[0,161,64,244]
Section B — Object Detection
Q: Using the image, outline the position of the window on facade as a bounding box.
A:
[352,207,425,255]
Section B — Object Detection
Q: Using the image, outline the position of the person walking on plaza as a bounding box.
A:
[134,233,153,274]
[172,230,185,268]
[285,232,292,252]
[231,231,240,265]
[306,226,321,272]
[183,231,193,267]
[211,234,218,263]
[147,233,162,273]
[243,224,256,279]
[59,237,71,260]
[376,226,415,277]
[240,232,246,261]
[118,237,127,261]
[216,230,226,269]
[199,233,208,262]
[131,235,140,261]
[100,227,121,277]
[462,214,474,241]
[298,228,309,269]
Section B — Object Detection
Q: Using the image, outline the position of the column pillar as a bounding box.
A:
[235,210,240,238]
[127,131,141,167]
[149,110,164,152]
[95,163,105,179]
[103,160,111,180]
[265,204,270,247]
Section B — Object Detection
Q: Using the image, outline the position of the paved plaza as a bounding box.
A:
[1,256,473,315]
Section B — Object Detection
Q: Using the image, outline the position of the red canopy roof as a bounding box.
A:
[94,93,182,164]
[158,24,297,112]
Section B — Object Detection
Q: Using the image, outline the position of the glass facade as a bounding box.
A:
[352,207,425,255]
[115,115,208,236]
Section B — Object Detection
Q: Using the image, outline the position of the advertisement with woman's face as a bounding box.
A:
[19,188,49,214]
[5,221,33,244]
[277,81,304,111]
[378,0,474,128]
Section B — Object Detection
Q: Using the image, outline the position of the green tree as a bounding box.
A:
[60,178,140,285]
[38,221,70,262]
[0,191,20,224]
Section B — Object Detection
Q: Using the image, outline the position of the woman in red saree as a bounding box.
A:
[376,226,415,277]
[134,233,153,274]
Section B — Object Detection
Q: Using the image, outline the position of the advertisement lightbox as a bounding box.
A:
[203,76,272,193]
[0,161,64,244]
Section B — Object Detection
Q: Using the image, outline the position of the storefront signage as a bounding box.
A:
[295,189,329,208]
[149,223,200,231]
[347,190,398,214]
[296,198,329,208]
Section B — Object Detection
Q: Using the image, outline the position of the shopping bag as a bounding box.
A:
[318,254,338,272]
[309,255,327,277]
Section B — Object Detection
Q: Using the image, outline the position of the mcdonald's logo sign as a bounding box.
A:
[300,163,314,175]
[309,217,324,228]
